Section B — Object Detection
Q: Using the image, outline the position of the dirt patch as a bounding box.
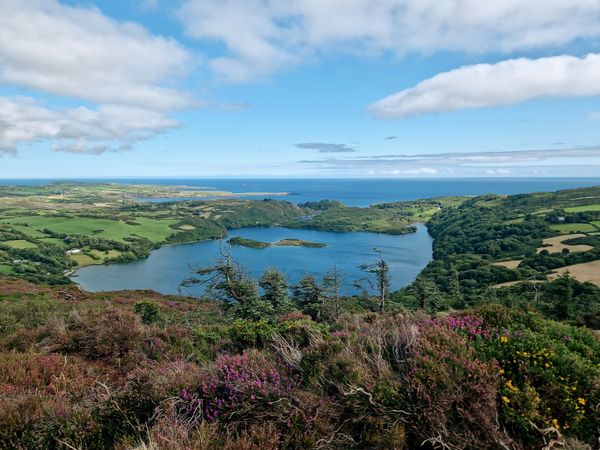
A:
[179,224,196,231]
[537,234,593,254]
[548,260,600,287]
[493,280,531,288]
[492,260,521,270]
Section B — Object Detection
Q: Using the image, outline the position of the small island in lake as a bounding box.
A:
[227,236,270,248]
[228,236,326,249]
[274,238,327,248]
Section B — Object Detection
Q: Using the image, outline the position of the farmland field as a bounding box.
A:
[3,239,37,249]
[564,204,600,212]
[2,216,177,243]
[548,260,600,287]
[537,234,594,254]
[549,223,598,233]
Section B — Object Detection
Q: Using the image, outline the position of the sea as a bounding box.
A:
[1,177,599,207]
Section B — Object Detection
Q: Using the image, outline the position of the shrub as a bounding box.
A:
[404,320,511,449]
[228,320,274,350]
[180,349,294,424]
[42,308,147,363]
[473,307,600,446]
[134,301,162,324]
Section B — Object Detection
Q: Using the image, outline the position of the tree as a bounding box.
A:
[292,274,323,320]
[449,263,463,307]
[413,274,431,311]
[181,245,274,321]
[259,268,293,314]
[357,249,391,312]
[321,266,344,322]
[549,272,575,320]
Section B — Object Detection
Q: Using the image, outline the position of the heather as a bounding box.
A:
[0,277,598,449]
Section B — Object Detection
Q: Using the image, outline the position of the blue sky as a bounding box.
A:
[1,0,600,178]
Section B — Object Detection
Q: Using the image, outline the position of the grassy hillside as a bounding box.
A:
[397,185,600,327]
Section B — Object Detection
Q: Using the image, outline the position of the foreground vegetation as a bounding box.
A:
[0,271,598,450]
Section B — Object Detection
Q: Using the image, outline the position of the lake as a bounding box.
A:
[72,224,433,296]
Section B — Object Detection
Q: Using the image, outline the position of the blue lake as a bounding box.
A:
[72,224,433,296]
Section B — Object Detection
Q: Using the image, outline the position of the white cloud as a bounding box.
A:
[0,97,178,155]
[591,112,600,120]
[300,146,600,176]
[0,0,194,154]
[484,169,511,175]
[386,168,438,175]
[295,143,356,153]
[177,0,600,81]
[0,0,192,110]
[370,53,600,118]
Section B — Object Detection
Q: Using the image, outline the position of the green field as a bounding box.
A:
[549,223,598,233]
[70,250,123,267]
[4,224,46,238]
[88,249,122,262]
[0,264,12,274]
[70,253,97,267]
[2,239,38,249]
[39,237,67,247]
[3,216,176,243]
[565,204,600,212]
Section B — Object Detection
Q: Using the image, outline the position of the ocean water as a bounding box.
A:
[73,225,433,295]
[1,177,598,207]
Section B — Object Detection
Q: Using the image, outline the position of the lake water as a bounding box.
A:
[73,224,433,296]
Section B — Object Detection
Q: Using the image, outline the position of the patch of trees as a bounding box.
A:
[182,249,391,322]
[428,200,548,259]
[520,248,600,272]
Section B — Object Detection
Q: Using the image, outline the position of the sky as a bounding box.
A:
[1,0,600,178]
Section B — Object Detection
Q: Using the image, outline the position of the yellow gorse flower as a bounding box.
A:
[505,380,519,392]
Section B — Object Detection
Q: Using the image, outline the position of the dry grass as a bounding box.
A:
[492,260,521,270]
[548,260,600,287]
[493,280,532,289]
[536,234,593,254]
